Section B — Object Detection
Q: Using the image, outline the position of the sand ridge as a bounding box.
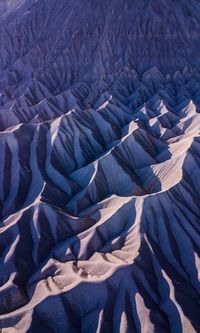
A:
[0,1,200,332]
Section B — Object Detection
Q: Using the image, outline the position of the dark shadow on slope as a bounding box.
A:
[138,137,200,332]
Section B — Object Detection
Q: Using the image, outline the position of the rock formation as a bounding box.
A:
[0,1,200,332]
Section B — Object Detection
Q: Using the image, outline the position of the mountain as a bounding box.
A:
[0,1,200,332]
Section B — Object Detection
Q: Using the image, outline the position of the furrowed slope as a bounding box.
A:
[0,1,200,332]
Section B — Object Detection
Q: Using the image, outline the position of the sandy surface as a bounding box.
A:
[0,1,200,332]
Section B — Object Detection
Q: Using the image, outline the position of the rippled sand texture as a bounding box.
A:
[0,1,200,332]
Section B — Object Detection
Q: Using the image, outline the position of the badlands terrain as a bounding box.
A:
[0,0,200,332]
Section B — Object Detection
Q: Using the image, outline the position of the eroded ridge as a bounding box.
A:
[0,1,200,332]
